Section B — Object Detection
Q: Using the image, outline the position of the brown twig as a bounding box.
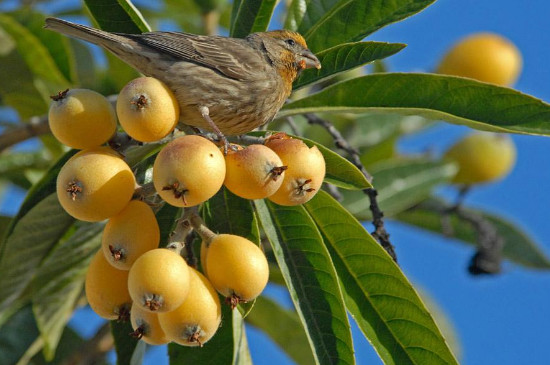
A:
[304,113,397,262]
[61,322,113,365]
[0,115,50,153]
[419,198,503,275]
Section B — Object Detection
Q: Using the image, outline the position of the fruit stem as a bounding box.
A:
[183,210,216,247]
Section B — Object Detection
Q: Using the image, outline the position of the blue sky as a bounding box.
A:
[3,1,550,364]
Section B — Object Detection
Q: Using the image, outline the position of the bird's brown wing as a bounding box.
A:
[123,32,263,80]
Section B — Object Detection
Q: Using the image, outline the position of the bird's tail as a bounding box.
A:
[44,17,128,48]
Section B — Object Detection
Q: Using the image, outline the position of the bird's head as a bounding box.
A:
[252,30,321,89]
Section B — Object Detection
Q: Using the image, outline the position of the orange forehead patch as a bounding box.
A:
[267,30,308,48]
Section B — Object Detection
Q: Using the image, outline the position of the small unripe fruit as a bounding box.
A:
[153,135,226,207]
[102,200,160,270]
[444,132,516,185]
[116,77,180,142]
[158,268,221,347]
[85,250,132,320]
[203,234,268,307]
[436,32,522,86]
[265,136,326,206]
[224,144,286,200]
[56,147,136,221]
[128,248,190,312]
[130,303,170,345]
[49,88,117,149]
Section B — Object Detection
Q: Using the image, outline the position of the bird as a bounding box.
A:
[44,17,321,138]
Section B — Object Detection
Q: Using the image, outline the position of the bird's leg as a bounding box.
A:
[198,106,229,154]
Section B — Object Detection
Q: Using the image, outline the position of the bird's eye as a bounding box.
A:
[285,38,296,47]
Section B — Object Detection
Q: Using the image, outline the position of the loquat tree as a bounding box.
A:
[0,1,549,364]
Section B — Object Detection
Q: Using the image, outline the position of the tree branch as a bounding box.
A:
[304,113,397,262]
[62,322,113,365]
[0,115,50,153]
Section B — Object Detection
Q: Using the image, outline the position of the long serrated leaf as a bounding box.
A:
[281,73,550,135]
[0,14,69,93]
[12,10,77,83]
[254,199,354,365]
[111,320,145,365]
[246,295,315,365]
[342,158,457,220]
[0,48,48,119]
[230,0,277,37]
[249,131,371,189]
[84,0,151,33]
[202,187,261,244]
[31,223,102,360]
[287,0,435,52]
[295,0,435,52]
[294,41,406,90]
[232,307,252,365]
[305,191,459,365]
[0,305,39,364]
[1,150,76,244]
[396,198,550,269]
[0,194,74,319]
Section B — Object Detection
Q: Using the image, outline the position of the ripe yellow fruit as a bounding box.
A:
[153,135,226,207]
[102,200,160,270]
[85,250,132,320]
[48,88,117,149]
[128,248,190,312]
[203,234,268,307]
[116,77,180,142]
[265,136,326,206]
[444,132,516,185]
[158,268,221,347]
[130,303,170,345]
[436,32,522,86]
[224,144,286,200]
[56,147,136,222]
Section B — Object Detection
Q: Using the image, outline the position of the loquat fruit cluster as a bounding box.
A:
[48,76,326,347]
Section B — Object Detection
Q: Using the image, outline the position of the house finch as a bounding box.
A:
[44,17,321,137]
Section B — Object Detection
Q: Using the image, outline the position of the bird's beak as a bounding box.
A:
[299,49,321,70]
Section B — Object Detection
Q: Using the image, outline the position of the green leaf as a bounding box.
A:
[111,319,146,365]
[246,295,315,365]
[0,215,12,240]
[84,0,151,33]
[294,42,406,90]
[254,199,354,365]
[156,203,182,247]
[305,191,459,365]
[396,198,550,269]
[1,149,77,242]
[281,73,550,136]
[0,305,39,365]
[232,307,252,365]
[169,303,242,365]
[342,158,457,219]
[0,194,74,320]
[293,0,435,52]
[203,187,261,244]
[0,14,69,92]
[31,223,102,359]
[230,0,277,38]
[0,48,48,118]
[12,10,77,83]
[250,131,371,189]
[0,151,51,176]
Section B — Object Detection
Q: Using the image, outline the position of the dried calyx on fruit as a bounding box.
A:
[265,133,326,206]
